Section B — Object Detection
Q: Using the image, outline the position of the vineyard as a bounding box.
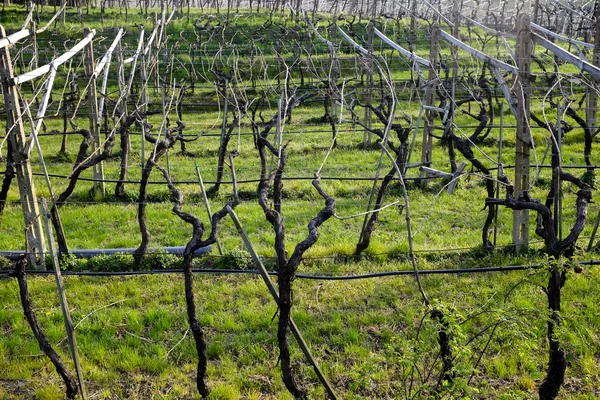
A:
[0,1,600,399]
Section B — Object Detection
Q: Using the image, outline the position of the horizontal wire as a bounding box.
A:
[1,259,599,280]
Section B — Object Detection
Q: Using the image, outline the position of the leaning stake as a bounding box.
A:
[41,198,87,399]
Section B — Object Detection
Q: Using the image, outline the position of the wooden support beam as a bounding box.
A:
[532,33,600,79]
[439,29,518,73]
[0,26,45,268]
[83,28,105,197]
[96,29,125,126]
[0,28,30,50]
[336,26,369,55]
[305,16,335,49]
[513,14,532,251]
[531,22,594,50]
[373,28,430,67]
[14,29,95,85]
[460,13,516,57]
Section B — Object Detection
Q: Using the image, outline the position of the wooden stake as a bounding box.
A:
[225,206,338,400]
[41,198,87,399]
[513,14,531,251]
[153,13,159,94]
[139,26,149,167]
[83,28,105,197]
[554,102,563,239]
[493,102,504,247]
[0,26,45,268]
[449,0,460,172]
[587,209,600,251]
[364,21,374,147]
[61,0,66,25]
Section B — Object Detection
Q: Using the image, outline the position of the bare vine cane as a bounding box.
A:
[376,59,456,386]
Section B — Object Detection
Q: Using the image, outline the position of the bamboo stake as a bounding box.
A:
[587,209,600,251]
[493,102,504,247]
[41,198,87,399]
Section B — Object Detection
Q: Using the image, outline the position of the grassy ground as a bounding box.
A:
[0,5,599,399]
[1,259,600,399]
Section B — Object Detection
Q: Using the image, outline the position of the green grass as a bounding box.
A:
[0,5,599,399]
[1,261,599,398]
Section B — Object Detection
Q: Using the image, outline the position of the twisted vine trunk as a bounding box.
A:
[134,135,177,265]
[115,117,134,198]
[155,159,238,397]
[564,106,596,177]
[431,309,454,386]
[0,142,15,224]
[487,173,591,400]
[209,114,242,194]
[254,92,332,397]
[539,266,566,400]
[11,264,78,399]
[355,165,395,254]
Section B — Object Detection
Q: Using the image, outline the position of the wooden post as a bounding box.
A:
[116,40,127,117]
[364,21,374,147]
[409,0,417,53]
[554,102,563,239]
[83,28,105,197]
[41,199,87,399]
[420,24,439,181]
[61,0,66,25]
[588,209,600,251]
[0,26,46,269]
[221,78,229,135]
[139,25,149,167]
[448,0,460,172]
[586,4,600,174]
[30,20,38,70]
[513,14,531,251]
[493,102,504,247]
[533,0,540,25]
[152,13,159,94]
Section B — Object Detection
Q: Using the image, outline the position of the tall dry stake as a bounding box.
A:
[0,26,46,268]
[513,13,531,251]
